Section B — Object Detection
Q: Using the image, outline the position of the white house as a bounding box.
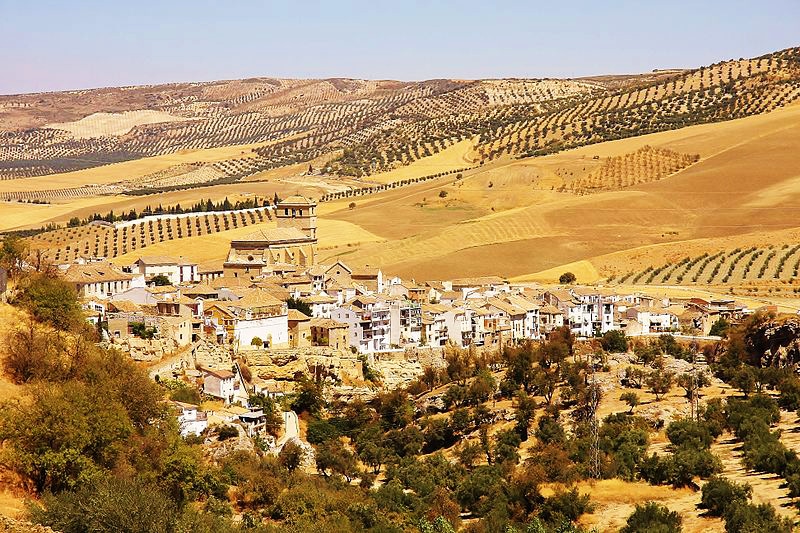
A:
[206,290,289,349]
[202,368,237,404]
[331,297,391,353]
[389,299,422,346]
[173,401,208,437]
[63,263,144,300]
[132,256,198,285]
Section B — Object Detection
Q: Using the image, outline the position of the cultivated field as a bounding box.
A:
[319,101,800,283]
[1,47,799,297]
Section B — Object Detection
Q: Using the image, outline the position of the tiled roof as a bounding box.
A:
[233,227,312,243]
[288,308,311,321]
[278,195,315,206]
[136,255,178,265]
[63,263,132,283]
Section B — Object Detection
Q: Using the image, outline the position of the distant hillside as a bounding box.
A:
[3,47,796,187]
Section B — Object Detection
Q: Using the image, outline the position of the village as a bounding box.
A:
[27,195,760,448]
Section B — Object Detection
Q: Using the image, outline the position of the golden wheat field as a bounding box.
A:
[318,103,800,282]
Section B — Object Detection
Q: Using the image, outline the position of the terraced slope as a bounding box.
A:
[476,48,800,160]
[27,208,273,263]
[0,78,600,181]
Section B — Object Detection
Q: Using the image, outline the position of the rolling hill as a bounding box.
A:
[1,46,800,298]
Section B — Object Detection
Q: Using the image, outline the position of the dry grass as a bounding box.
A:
[316,103,800,280]
[110,217,383,266]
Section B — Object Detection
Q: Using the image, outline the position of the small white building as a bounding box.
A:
[63,263,144,300]
[131,256,198,285]
[202,368,237,404]
[205,290,289,348]
[173,401,208,437]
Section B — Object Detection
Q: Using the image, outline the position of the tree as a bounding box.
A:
[647,369,675,401]
[600,330,628,353]
[15,274,83,331]
[730,367,756,397]
[150,274,172,286]
[438,190,448,198]
[314,439,358,481]
[286,296,313,316]
[250,336,263,348]
[621,502,682,533]
[3,322,65,384]
[375,389,414,430]
[559,272,577,284]
[291,376,325,416]
[677,371,710,400]
[699,476,751,517]
[514,391,537,441]
[0,234,28,280]
[493,429,521,465]
[620,391,640,414]
[709,318,730,337]
[279,441,305,473]
[349,202,356,210]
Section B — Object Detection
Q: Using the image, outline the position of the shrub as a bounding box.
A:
[722,502,793,533]
[666,419,714,450]
[621,501,682,533]
[600,330,628,353]
[538,487,593,525]
[150,274,172,286]
[699,476,751,516]
[559,272,577,284]
[215,425,239,441]
[29,477,178,533]
[15,274,83,331]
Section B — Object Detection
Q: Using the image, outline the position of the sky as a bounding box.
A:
[1,0,798,95]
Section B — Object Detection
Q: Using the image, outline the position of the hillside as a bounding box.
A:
[318,101,800,282]
[2,47,800,296]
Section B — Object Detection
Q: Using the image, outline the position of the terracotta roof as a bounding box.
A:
[234,289,285,309]
[197,261,224,273]
[288,308,311,321]
[234,227,311,243]
[210,276,252,290]
[182,283,218,296]
[63,263,132,283]
[108,300,141,313]
[351,267,380,278]
[278,195,315,206]
[486,298,526,316]
[309,318,350,329]
[307,265,327,276]
[203,368,234,379]
[305,293,336,304]
[136,256,178,265]
[451,276,505,287]
[540,304,562,315]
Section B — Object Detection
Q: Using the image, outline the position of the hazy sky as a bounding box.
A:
[1,0,798,95]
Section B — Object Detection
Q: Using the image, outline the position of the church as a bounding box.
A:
[224,195,317,279]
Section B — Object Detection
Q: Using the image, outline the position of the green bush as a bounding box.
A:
[621,501,682,533]
[723,502,793,533]
[16,274,83,331]
[699,476,751,517]
[600,330,628,353]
